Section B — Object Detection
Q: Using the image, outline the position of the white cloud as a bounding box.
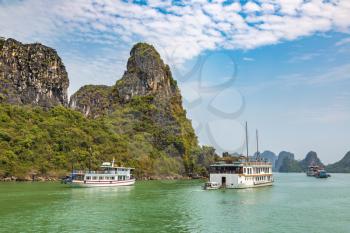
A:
[0,0,350,95]
[290,91,350,123]
[1,0,349,64]
[239,63,350,95]
[288,52,320,63]
[335,37,350,46]
[280,63,350,86]
[243,2,261,13]
[243,57,255,62]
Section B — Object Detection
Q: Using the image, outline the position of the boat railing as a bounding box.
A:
[73,170,122,175]
[210,171,242,174]
[244,162,272,166]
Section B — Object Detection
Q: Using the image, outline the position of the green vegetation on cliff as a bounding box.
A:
[0,40,216,180]
[326,152,350,173]
[279,157,303,173]
[0,103,215,180]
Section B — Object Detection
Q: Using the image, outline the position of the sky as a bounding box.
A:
[0,0,349,163]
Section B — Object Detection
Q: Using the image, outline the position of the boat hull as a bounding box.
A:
[228,181,273,189]
[70,179,135,187]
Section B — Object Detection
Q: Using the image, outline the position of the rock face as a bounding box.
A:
[70,85,113,117]
[275,151,295,172]
[0,38,69,107]
[279,156,303,173]
[256,151,278,171]
[326,151,350,173]
[115,43,177,103]
[70,43,178,117]
[70,42,197,160]
[299,151,324,171]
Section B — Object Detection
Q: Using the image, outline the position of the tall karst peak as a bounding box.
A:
[70,42,181,118]
[0,38,69,107]
[116,42,177,103]
[69,42,197,160]
[300,151,324,171]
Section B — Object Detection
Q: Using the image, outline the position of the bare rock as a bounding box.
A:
[0,38,69,107]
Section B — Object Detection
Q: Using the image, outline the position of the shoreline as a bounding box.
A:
[0,175,207,182]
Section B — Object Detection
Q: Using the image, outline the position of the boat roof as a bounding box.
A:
[100,162,134,169]
[210,161,272,167]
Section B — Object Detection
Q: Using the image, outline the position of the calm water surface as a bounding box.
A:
[0,173,350,233]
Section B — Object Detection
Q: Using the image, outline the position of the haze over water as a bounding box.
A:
[1,173,349,233]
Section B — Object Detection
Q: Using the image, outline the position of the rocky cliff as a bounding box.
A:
[275,151,295,171]
[0,38,69,107]
[70,42,198,170]
[70,43,179,117]
[326,151,350,173]
[70,85,113,117]
[0,39,209,179]
[255,151,277,171]
[299,151,324,171]
[115,43,177,103]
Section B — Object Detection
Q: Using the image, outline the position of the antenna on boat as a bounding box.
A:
[88,147,92,173]
[245,121,249,161]
[256,129,260,161]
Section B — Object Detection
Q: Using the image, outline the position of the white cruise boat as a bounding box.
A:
[209,160,273,189]
[206,122,273,189]
[65,160,135,187]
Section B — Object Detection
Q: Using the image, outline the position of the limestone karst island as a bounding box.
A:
[1,1,350,232]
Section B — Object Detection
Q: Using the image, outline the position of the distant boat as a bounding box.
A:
[205,122,273,189]
[63,159,135,187]
[306,165,331,178]
[306,165,320,176]
[315,170,331,179]
[203,181,220,190]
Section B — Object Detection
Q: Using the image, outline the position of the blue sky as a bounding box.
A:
[0,0,349,163]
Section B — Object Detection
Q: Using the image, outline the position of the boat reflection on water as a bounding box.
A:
[68,184,135,198]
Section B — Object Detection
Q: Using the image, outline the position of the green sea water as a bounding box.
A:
[0,173,349,233]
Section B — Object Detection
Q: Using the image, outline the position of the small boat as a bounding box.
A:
[315,170,331,179]
[64,159,135,187]
[203,181,220,190]
[306,165,319,176]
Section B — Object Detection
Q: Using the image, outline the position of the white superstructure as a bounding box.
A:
[207,122,273,189]
[209,160,273,189]
[67,160,135,187]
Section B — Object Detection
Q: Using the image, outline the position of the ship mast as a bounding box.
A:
[256,129,259,161]
[245,121,249,161]
[88,147,92,173]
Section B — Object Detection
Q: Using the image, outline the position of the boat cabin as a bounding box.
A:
[71,161,134,182]
[209,161,273,189]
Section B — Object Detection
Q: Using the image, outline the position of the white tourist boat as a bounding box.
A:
[208,160,273,189]
[306,165,320,176]
[206,122,273,189]
[65,159,135,187]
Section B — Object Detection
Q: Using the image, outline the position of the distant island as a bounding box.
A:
[254,150,350,173]
[0,37,217,181]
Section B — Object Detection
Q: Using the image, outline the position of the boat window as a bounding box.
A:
[86,176,91,180]
[209,166,243,174]
[111,177,115,180]
[99,176,103,180]
[92,176,97,180]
